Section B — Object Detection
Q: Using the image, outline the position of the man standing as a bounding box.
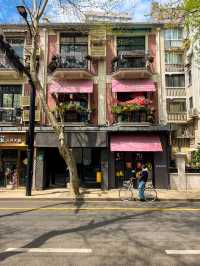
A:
[138,164,148,201]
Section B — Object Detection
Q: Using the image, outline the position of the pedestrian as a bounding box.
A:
[138,164,148,202]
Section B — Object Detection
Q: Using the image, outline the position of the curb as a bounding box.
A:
[0,197,200,202]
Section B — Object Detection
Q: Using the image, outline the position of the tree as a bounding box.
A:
[1,0,133,195]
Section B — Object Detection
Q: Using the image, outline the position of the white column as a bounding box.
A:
[98,61,107,125]
[176,152,187,190]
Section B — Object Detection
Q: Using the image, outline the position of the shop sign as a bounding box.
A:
[0,133,26,147]
[155,164,166,168]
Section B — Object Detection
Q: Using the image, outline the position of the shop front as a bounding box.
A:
[34,129,108,190]
[109,133,170,189]
[0,132,27,188]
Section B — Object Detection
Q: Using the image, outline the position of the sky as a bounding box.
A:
[0,0,170,23]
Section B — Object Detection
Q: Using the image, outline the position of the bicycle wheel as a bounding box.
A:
[119,187,133,201]
[144,188,157,202]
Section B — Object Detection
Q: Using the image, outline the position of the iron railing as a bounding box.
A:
[167,112,187,122]
[0,107,22,123]
[0,53,13,69]
[48,53,90,72]
[166,87,186,97]
[165,64,185,72]
[112,51,152,72]
[165,40,183,49]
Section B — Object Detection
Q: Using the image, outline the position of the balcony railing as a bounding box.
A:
[112,51,152,72]
[48,54,90,72]
[166,87,186,97]
[0,54,13,69]
[115,111,153,124]
[0,107,22,123]
[167,112,187,122]
[165,64,185,72]
[63,111,90,123]
[165,40,183,49]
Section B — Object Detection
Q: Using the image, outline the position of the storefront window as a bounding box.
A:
[0,85,22,122]
[115,152,154,188]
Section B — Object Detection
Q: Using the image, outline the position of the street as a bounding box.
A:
[0,200,200,266]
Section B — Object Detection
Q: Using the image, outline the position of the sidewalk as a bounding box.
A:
[0,187,200,201]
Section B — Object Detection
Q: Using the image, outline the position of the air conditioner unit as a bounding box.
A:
[23,110,41,122]
[189,108,199,118]
[20,96,30,107]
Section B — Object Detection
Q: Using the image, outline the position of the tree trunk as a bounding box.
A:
[59,144,80,195]
[29,20,80,195]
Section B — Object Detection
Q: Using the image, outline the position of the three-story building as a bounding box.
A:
[0,22,170,190]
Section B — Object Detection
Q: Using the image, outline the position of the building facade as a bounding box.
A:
[0,22,170,190]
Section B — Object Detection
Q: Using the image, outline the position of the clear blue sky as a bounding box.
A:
[0,0,155,23]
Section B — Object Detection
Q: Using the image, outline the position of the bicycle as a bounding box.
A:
[118,177,158,201]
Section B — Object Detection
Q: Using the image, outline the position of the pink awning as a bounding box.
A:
[112,79,156,92]
[110,135,162,152]
[49,80,93,94]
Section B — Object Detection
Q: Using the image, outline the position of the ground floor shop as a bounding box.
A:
[33,128,170,190]
[0,132,27,187]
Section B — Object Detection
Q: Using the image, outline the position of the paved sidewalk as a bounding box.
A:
[0,187,200,201]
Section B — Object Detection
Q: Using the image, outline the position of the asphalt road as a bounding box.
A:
[0,200,200,266]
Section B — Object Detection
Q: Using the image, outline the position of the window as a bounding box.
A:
[117,37,145,54]
[167,101,186,113]
[188,69,192,85]
[189,97,193,109]
[60,34,88,57]
[7,38,24,61]
[165,52,183,65]
[165,74,185,87]
[164,29,183,40]
[0,85,22,122]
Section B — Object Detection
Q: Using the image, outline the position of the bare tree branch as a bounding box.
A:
[38,0,49,19]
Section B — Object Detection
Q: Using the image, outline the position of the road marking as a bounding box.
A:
[166,250,200,255]
[0,207,200,212]
[5,248,92,253]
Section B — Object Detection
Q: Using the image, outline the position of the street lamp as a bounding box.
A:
[16,6,32,38]
[16,5,36,196]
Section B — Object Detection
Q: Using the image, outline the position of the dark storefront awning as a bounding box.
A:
[112,79,156,92]
[110,135,162,152]
[49,80,93,94]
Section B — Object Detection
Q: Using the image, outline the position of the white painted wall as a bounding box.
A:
[170,173,200,189]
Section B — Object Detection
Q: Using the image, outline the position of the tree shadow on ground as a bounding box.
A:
[0,202,195,265]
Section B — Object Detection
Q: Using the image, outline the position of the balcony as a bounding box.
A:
[165,64,185,72]
[48,54,93,80]
[167,112,187,123]
[114,111,154,125]
[112,51,153,79]
[0,54,22,80]
[112,99,155,125]
[164,40,183,50]
[0,107,22,124]
[166,87,186,97]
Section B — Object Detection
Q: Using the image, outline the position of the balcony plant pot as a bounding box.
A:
[64,110,79,122]
[121,113,129,122]
[80,112,89,123]
[132,111,140,122]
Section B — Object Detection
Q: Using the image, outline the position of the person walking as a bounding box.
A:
[138,164,148,201]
